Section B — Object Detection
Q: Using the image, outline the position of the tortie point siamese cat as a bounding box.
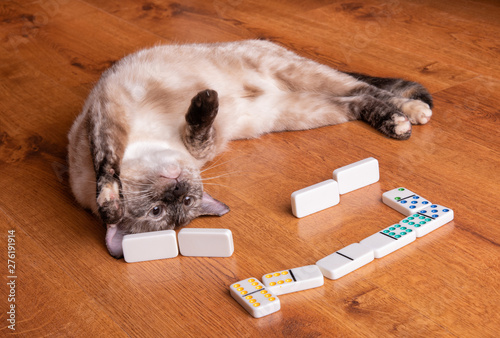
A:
[68,40,433,258]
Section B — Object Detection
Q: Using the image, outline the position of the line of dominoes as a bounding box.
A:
[316,187,454,279]
[231,186,454,318]
[291,157,379,218]
[122,228,234,263]
[230,158,380,317]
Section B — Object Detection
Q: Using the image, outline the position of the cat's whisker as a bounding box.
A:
[201,154,244,173]
[201,182,233,189]
[123,194,154,200]
[201,154,230,172]
[122,183,156,190]
[123,196,153,204]
[200,170,252,181]
[123,189,154,195]
[121,185,154,192]
[122,190,155,198]
[200,156,242,173]
[119,177,154,186]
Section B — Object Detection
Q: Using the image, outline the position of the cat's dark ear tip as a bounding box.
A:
[200,191,230,216]
[217,203,230,216]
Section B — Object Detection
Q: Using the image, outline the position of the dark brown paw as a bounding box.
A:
[186,89,219,127]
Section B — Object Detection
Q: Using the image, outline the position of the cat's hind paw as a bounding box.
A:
[401,99,432,125]
[97,181,123,224]
[382,113,412,140]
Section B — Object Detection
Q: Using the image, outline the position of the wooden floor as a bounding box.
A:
[1,0,499,336]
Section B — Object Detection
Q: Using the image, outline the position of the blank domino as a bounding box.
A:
[122,230,178,263]
[261,265,324,296]
[360,224,417,258]
[400,204,454,237]
[316,243,374,280]
[332,157,379,194]
[178,228,234,257]
[291,179,340,218]
[382,187,431,216]
[230,278,280,318]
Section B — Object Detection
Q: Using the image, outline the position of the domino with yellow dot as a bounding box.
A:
[229,278,280,318]
[261,265,324,296]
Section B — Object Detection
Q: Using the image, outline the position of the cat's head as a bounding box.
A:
[105,151,229,258]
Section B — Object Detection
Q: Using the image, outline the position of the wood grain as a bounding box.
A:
[0,0,499,336]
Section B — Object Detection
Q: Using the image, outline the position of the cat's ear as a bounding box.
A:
[199,191,230,216]
[105,224,126,258]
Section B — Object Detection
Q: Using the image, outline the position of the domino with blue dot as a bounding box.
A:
[382,187,431,216]
[261,265,324,296]
[316,243,374,280]
[399,204,454,237]
[230,278,280,318]
[360,224,417,258]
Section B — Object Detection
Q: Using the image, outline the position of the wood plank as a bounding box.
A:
[83,0,252,43]
[302,0,500,78]
[83,0,480,93]
[0,158,457,336]
[0,211,127,336]
[0,0,499,335]
[0,0,163,97]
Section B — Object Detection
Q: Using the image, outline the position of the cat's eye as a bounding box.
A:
[183,196,194,207]
[148,205,163,218]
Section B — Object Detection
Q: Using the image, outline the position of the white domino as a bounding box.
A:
[178,228,234,257]
[360,224,417,258]
[382,187,431,216]
[399,204,454,237]
[332,157,379,194]
[122,230,178,263]
[316,243,374,280]
[230,278,280,318]
[261,265,324,296]
[291,179,340,218]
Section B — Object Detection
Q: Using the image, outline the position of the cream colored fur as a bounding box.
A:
[68,40,360,214]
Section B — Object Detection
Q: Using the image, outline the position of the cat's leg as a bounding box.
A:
[346,72,433,125]
[347,94,412,140]
[183,89,219,160]
[87,98,129,225]
[269,92,411,140]
[257,46,431,128]
[275,65,432,126]
[346,72,433,107]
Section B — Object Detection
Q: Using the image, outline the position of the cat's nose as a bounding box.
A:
[172,182,188,198]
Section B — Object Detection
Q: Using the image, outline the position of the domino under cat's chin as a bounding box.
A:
[67,40,433,258]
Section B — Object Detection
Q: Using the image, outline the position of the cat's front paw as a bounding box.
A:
[401,100,432,125]
[97,181,123,224]
[186,89,219,126]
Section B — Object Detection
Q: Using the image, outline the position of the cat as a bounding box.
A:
[67,40,433,258]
